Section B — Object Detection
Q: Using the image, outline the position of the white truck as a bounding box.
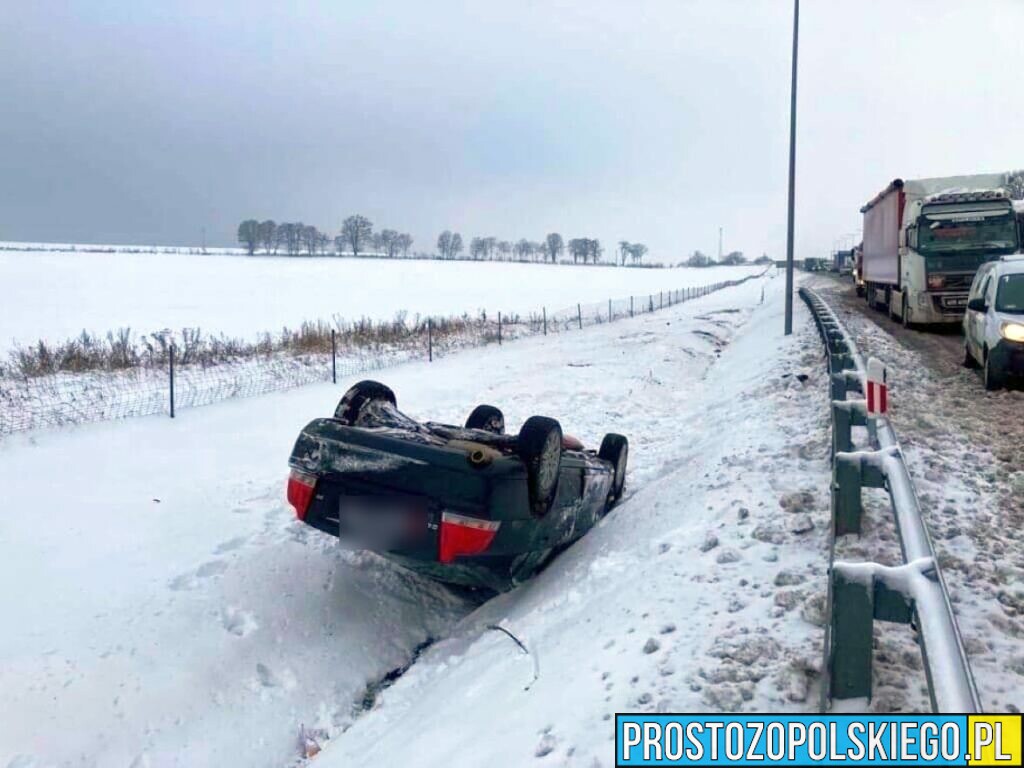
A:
[860,173,1020,326]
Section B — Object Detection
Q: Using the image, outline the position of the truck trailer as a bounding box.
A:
[861,174,1020,326]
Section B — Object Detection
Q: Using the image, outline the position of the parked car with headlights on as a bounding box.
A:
[963,257,1024,389]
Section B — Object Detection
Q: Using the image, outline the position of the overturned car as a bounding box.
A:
[287,381,629,591]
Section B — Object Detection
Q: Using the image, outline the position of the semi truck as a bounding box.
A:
[832,249,854,275]
[860,173,1020,326]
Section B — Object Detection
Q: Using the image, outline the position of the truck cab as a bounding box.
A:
[897,191,1019,324]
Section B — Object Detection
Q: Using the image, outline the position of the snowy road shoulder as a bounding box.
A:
[312,275,834,766]
[0,272,833,768]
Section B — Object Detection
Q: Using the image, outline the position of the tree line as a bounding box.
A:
[237,216,412,258]
[683,250,773,267]
[239,217,649,266]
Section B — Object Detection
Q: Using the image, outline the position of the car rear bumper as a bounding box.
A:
[300,473,556,590]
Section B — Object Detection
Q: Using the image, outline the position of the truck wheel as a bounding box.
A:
[517,416,562,517]
[599,434,629,503]
[465,404,505,434]
[983,352,1005,391]
[334,380,397,424]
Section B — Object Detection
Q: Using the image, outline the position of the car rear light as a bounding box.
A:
[438,512,500,564]
[927,275,945,290]
[287,469,317,521]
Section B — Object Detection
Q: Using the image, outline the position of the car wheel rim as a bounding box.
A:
[537,432,560,496]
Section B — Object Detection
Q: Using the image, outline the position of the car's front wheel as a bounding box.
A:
[983,351,1006,391]
[517,416,562,517]
[599,433,629,503]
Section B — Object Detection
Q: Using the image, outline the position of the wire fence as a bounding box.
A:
[0,274,764,435]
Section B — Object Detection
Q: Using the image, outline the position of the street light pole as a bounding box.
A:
[784,0,800,335]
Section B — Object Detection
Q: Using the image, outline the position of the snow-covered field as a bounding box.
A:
[0,248,759,351]
[0,271,842,767]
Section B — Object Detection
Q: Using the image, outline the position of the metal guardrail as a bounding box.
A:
[799,287,981,714]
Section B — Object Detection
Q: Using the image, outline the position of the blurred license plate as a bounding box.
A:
[944,296,967,308]
[338,495,427,548]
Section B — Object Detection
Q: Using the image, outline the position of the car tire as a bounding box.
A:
[517,416,562,517]
[599,433,629,503]
[963,344,979,370]
[465,404,505,434]
[334,380,397,424]
[983,351,1005,391]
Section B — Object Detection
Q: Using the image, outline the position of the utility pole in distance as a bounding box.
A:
[784,0,799,336]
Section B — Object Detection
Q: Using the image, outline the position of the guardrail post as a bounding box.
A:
[832,449,889,535]
[827,566,875,703]
[831,399,867,454]
[830,352,855,374]
[827,563,917,705]
[830,370,862,402]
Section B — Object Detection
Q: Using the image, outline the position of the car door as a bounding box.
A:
[983,273,1000,352]
[965,271,988,358]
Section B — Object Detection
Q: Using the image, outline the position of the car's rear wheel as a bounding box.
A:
[334,380,396,424]
[517,416,562,517]
[599,433,629,503]
[465,404,505,434]
[983,351,1005,391]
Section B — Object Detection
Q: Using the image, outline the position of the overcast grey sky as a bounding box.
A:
[1,1,1022,261]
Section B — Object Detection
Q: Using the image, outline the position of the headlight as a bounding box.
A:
[927,275,945,290]
[1001,323,1024,343]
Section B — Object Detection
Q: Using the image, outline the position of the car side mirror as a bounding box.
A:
[967,298,987,313]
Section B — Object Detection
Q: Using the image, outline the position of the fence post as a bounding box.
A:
[498,312,502,345]
[577,303,582,330]
[168,343,175,419]
[543,307,547,336]
[608,299,612,322]
[331,329,337,382]
[630,296,634,318]
[660,291,663,310]
[427,318,433,362]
